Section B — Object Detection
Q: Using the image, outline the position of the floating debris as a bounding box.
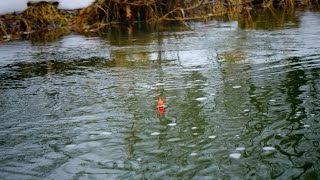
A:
[229,153,241,159]
[209,135,217,139]
[136,158,142,161]
[151,132,161,136]
[191,127,197,130]
[196,97,207,101]
[193,133,199,136]
[269,99,276,102]
[156,83,165,86]
[243,109,250,112]
[303,124,311,128]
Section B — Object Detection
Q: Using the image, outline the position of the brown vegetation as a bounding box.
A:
[0,0,319,43]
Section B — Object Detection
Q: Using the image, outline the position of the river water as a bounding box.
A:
[0,10,320,179]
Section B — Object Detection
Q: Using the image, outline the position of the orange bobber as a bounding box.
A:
[157,96,165,117]
[157,96,165,108]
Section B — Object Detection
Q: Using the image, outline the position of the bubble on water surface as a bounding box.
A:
[167,138,181,142]
[262,147,276,151]
[209,135,216,139]
[151,132,161,136]
[229,153,241,159]
[236,147,245,151]
[187,144,196,148]
[168,123,176,127]
[66,144,77,148]
[232,86,241,89]
[196,97,207,101]
[100,132,112,135]
[190,152,198,156]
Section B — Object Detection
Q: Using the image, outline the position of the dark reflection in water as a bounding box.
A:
[0,10,320,179]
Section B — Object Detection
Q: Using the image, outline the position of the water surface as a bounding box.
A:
[0,10,320,179]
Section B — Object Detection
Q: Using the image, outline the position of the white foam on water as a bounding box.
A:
[190,152,198,156]
[262,146,276,151]
[66,144,77,148]
[232,86,241,89]
[229,153,241,159]
[209,135,216,139]
[100,132,112,135]
[151,132,161,136]
[196,97,208,101]
[167,138,181,142]
[187,144,196,148]
[236,147,245,151]
[168,123,176,127]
